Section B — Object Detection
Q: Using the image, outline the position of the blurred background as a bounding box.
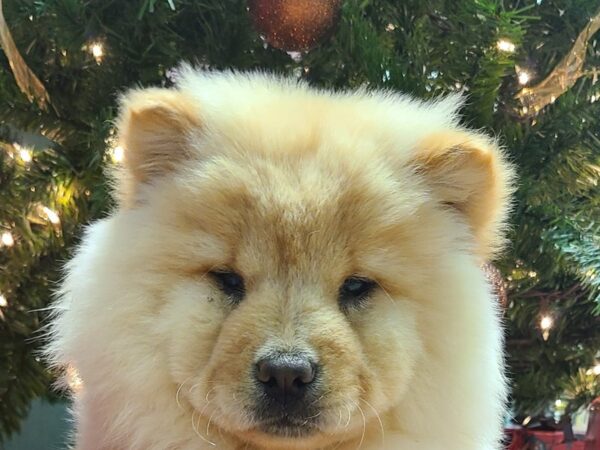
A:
[0,1,599,448]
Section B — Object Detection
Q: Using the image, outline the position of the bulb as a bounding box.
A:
[1,231,14,247]
[518,70,531,85]
[111,146,125,163]
[0,294,7,307]
[593,364,600,376]
[19,148,32,163]
[497,39,516,53]
[42,206,60,224]
[90,42,104,62]
[540,315,553,330]
[555,399,563,407]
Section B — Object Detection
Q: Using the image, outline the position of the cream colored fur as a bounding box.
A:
[47,67,514,450]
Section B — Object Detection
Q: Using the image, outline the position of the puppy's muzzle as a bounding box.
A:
[253,352,321,435]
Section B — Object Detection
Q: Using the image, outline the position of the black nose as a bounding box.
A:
[256,354,316,401]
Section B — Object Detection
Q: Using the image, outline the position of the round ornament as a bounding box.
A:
[248,0,343,52]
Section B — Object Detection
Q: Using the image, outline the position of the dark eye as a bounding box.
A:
[210,270,245,303]
[339,276,377,311]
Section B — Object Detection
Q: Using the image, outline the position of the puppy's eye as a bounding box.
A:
[210,270,245,303]
[339,276,377,310]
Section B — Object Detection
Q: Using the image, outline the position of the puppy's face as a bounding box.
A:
[150,155,425,448]
[113,79,512,448]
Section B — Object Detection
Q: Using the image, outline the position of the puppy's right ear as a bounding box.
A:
[114,87,202,204]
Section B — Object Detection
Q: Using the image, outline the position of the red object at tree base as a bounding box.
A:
[505,397,600,449]
[585,397,600,450]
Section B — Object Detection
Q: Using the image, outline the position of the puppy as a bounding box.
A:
[47,67,514,450]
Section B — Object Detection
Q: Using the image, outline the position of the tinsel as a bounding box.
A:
[0,0,49,109]
[516,9,600,115]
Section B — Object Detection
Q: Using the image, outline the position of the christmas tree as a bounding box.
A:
[0,0,599,441]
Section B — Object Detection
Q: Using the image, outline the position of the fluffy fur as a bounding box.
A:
[47,67,514,450]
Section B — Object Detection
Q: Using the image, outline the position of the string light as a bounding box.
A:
[593,364,600,376]
[555,399,563,407]
[110,146,125,163]
[42,206,60,225]
[12,142,33,163]
[497,39,516,53]
[385,23,396,32]
[540,315,553,330]
[0,294,6,307]
[540,315,553,341]
[89,42,104,63]
[518,70,531,85]
[1,231,14,247]
[19,147,32,163]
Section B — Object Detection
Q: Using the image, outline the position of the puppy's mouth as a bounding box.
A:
[257,414,319,437]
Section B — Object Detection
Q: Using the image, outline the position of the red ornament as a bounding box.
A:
[248,0,343,52]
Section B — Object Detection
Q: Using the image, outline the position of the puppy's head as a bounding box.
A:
[110,71,513,448]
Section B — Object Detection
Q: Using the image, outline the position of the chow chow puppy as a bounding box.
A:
[47,66,514,450]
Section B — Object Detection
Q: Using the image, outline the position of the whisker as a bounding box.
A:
[191,409,216,446]
[379,285,397,307]
[305,411,322,421]
[361,398,385,448]
[344,402,352,429]
[337,407,343,428]
[308,393,326,407]
[175,376,193,412]
[205,385,218,403]
[206,409,218,437]
[347,399,366,450]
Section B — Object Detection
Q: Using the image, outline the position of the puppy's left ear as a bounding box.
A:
[114,87,202,204]
[414,130,515,258]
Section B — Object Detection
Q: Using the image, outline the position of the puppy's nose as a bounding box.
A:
[256,354,316,401]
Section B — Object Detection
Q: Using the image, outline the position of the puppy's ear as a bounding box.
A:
[114,87,202,203]
[414,130,514,258]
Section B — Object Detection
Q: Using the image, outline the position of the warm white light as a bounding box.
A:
[518,70,531,85]
[497,39,516,53]
[111,146,124,163]
[1,231,14,247]
[555,399,563,407]
[0,294,7,307]
[528,271,537,278]
[385,23,396,32]
[540,315,553,330]
[90,42,104,62]
[593,364,600,376]
[19,147,32,163]
[42,206,60,225]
